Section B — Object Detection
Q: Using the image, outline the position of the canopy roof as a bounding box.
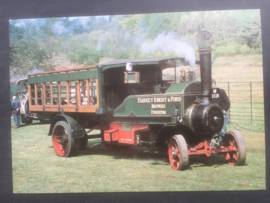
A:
[99,57,199,71]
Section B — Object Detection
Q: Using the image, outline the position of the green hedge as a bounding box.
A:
[214,43,262,56]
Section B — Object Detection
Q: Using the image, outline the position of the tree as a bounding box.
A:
[10,19,63,74]
[236,10,261,49]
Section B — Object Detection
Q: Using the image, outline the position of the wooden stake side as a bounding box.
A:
[96,79,99,107]
[66,81,70,105]
[50,83,53,105]
[28,79,99,112]
[28,84,32,106]
[86,79,90,106]
[42,83,45,109]
[76,80,81,109]
[58,82,61,106]
[34,84,38,105]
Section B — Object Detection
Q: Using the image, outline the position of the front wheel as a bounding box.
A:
[223,130,246,166]
[52,121,79,157]
[168,135,189,170]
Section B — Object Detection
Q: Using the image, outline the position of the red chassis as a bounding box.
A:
[104,123,148,145]
[188,140,239,165]
[104,123,241,169]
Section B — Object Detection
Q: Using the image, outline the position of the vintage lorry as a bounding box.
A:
[25,34,246,170]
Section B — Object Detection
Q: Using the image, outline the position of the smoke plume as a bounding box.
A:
[10,66,44,83]
[141,32,196,68]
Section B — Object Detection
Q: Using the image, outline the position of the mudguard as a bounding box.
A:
[48,114,84,138]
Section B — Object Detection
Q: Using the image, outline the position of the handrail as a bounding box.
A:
[28,66,97,77]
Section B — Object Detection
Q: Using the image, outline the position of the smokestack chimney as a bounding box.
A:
[198,49,212,103]
[196,31,213,104]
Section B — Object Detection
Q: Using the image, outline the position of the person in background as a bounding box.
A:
[12,95,21,128]
[212,79,230,145]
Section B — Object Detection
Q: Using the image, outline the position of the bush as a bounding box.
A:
[240,44,251,55]
[215,46,226,56]
[215,42,241,56]
[226,43,241,55]
[67,53,76,63]
[114,51,129,60]
[214,43,261,56]
[67,48,102,66]
[250,47,262,55]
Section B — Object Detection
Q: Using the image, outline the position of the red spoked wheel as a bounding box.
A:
[168,135,189,170]
[52,121,77,157]
[223,130,246,166]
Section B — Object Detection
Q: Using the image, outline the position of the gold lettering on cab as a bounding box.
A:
[137,97,181,103]
[151,104,166,108]
[137,98,153,103]
[169,96,181,102]
[151,110,166,115]
[154,97,167,102]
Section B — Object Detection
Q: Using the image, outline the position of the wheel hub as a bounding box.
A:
[213,116,219,125]
[171,150,176,159]
[60,134,68,145]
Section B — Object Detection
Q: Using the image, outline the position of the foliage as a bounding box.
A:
[215,42,241,56]
[9,19,62,74]
[9,10,262,75]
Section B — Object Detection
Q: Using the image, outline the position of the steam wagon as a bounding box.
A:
[26,41,246,170]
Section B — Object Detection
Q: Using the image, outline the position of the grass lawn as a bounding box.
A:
[11,119,265,193]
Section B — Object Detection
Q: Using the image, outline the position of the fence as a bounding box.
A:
[218,81,264,123]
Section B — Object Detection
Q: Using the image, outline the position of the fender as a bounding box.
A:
[48,114,84,138]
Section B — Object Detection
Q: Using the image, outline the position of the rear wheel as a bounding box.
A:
[168,135,189,170]
[223,130,246,166]
[52,121,79,157]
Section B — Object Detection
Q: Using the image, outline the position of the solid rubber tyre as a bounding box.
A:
[223,130,246,166]
[52,121,78,157]
[168,134,189,170]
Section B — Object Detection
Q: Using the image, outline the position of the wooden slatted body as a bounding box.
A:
[28,68,100,113]
[29,80,99,113]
